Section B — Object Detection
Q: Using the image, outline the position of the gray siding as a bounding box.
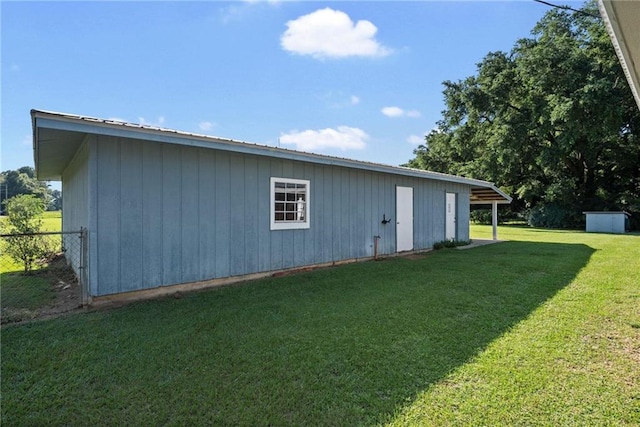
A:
[61,138,89,276]
[88,135,471,296]
[457,192,471,241]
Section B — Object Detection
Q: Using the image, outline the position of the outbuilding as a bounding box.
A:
[32,110,511,303]
[583,211,629,234]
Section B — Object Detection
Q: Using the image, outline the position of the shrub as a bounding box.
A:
[527,203,582,229]
[433,239,471,250]
[1,195,52,273]
[470,209,493,225]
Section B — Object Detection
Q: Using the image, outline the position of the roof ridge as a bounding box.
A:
[31,109,510,203]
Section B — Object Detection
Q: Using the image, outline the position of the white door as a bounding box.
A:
[446,192,456,240]
[396,186,413,252]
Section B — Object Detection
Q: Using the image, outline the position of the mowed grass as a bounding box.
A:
[390,225,640,425]
[2,225,639,425]
[40,210,63,231]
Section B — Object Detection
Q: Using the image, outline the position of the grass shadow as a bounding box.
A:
[1,241,594,425]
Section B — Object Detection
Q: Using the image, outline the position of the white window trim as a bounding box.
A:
[270,177,310,230]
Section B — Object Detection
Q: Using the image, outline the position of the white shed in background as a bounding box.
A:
[583,211,629,234]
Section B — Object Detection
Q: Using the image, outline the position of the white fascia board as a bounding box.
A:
[598,0,640,110]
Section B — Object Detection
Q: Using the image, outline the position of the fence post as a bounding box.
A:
[80,227,89,306]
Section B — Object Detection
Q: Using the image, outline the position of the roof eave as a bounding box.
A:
[31,109,511,202]
[598,0,640,110]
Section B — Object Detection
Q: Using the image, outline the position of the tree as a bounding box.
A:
[1,195,51,273]
[0,166,55,213]
[49,189,62,211]
[406,1,640,228]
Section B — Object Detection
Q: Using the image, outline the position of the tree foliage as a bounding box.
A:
[406,1,640,228]
[1,195,51,273]
[0,166,60,213]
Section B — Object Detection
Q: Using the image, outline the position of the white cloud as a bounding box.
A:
[138,116,166,127]
[281,8,391,60]
[381,106,404,117]
[319,92,362,109]
[280,126,368,151]
[220,0,279,24]
[220,3,255,24]
[407,134,425,145]
[199,121,215,131]
[381,106,421,118]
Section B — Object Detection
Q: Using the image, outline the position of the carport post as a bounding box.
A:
[492,200,498,241]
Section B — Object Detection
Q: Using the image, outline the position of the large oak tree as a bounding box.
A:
[406,1,640,228]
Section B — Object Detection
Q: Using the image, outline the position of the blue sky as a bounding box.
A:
[2,0,582,181]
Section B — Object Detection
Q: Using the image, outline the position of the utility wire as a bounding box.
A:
[533,0,601,19]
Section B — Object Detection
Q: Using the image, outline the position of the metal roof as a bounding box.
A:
[32,109,512,203]
[583,211,630,216]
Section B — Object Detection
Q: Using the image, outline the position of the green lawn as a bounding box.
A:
[2,226,638,425]
[40,210,63,231]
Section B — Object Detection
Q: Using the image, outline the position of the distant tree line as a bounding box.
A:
[0,166,61,214]
[405,1,640,229]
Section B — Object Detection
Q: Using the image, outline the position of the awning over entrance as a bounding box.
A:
[469,184,512,241]
[470,184,512,205]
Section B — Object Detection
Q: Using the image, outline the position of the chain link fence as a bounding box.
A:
[0,229,87,324]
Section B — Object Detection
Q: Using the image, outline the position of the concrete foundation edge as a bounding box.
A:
[88,250,430,308]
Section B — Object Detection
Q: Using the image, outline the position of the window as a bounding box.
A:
[270,177,310,230]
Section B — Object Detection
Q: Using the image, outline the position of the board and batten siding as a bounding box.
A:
[85,135,470,296]
[61,136,90,278]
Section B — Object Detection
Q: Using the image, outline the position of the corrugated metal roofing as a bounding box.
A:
[31,109,512,203]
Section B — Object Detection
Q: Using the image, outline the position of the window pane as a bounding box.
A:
[272,178,309,227]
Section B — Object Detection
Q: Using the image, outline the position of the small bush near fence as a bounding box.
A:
[1,232,84,324]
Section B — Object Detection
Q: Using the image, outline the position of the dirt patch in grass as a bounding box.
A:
[1,255,84,325]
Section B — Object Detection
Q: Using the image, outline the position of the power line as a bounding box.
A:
[533,0,601,19]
